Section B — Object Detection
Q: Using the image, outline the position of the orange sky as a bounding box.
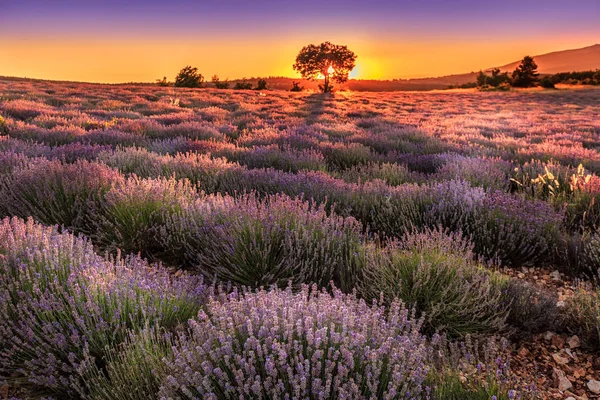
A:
[1,34,597,83]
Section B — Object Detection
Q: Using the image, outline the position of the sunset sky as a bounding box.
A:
[1,0,599,83]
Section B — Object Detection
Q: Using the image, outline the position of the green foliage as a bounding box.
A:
[255,78,268,90]
[511,56,539,88]
[78,326,173,400]
[290,81,304,91]
[293,41,357,93]
[361,229,509,337]
[430,372,514,400]
[549,70,600,85]
[174,65,204,88]
[211,75,230,89]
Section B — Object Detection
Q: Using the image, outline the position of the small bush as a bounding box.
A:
[233,79,253,90]
[540,77,556,89]
[290,81,304,91]
[159,285,431,399]
[211,75,230,89]
[361,228,509,337]
[504,279,560,334]
[255,78,268,90]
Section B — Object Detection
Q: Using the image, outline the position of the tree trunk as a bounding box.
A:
[323,74,330,93]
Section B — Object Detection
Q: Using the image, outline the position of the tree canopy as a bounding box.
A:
[511,56,539,88]
[293,42,357,93]
[174,66,204,88]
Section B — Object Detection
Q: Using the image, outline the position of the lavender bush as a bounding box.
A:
[361,228,509,337]
[0,159,123,235]
[95,176,198,261]
[165,193,366,291]
[0,217,207,397]
[159,285,431,399]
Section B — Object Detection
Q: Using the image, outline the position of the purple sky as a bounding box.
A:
[1,0,598,82]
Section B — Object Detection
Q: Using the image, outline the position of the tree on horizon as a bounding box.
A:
[511,56,539,88]
[174,66,204,88]
[293,42,357,93]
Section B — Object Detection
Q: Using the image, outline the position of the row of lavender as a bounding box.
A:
[1,80,600,398]
[1,217,521,399]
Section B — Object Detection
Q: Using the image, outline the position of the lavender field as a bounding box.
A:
[1,78,600,399]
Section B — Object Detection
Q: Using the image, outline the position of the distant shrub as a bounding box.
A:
[0,160,122,235]
[255,78,268,90]
[395,153,448,174]
[233,79,253,90]
[0,217,207,397]
[156,76,170,87]
[0,99,52,120]
[159,285,431,399]
[48,143,112,163]
[174,65,204,88]
[211,75,230,89]
[290,81,304,91]
[98,147,164,177]
[228,145,328,173]
[540,76,556,89]
[361,228,509,337]
[476,68,510,88]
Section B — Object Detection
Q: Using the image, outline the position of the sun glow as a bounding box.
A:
[327,65,335,74]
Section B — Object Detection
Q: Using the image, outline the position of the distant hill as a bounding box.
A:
[2,45,598,92]
[494,44,600,74]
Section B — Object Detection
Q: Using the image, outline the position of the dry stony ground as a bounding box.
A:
[502,266,600,399]
[0,79,600,399]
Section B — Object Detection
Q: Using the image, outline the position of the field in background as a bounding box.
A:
[1,78,600,398]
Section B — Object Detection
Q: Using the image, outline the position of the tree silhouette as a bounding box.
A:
[293,42,357,93]
[234,79,253,90]
[156,76,170,87]
[255,78,268,90]
[212,75,230,89]
[174,66,204,88]
[511,56,539,88]
[290,81,304,92]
